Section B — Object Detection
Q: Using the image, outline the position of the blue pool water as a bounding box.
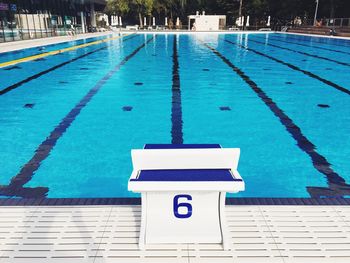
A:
[0,33,349,199]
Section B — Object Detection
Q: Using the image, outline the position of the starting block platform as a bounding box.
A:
[128,144,245,250]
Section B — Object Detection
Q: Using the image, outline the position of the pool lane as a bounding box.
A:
[244,35,350,91]
[276,33,350,49]
[255,35,350,56]
[24,35,172,198]
[0,35,145,190]
[171,35,183,144]
[0,34,137,95]
[241,35,350,91]
[203,41,349,198]
[246,37,350,67]
[177,34,328,197]
[217,34,350,195]
[0,36,155,198]
[223,36,350,96]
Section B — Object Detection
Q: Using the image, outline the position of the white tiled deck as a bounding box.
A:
[0,205,350,263]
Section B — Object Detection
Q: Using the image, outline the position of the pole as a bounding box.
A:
[313,0,319,26]
[81,11,86,33]
[90,2,96,28]
[238,0,243,29]
[238,0,243,18]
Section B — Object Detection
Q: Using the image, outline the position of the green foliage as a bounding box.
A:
[144,0,155,15]
[105,0,349,25]
[245,0,269,16]
[105,0,130,15]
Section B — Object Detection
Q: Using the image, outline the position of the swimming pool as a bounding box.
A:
[0,33,349,199]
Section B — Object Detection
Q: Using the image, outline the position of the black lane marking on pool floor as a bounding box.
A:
[0,36,155,199]
[171,34,183,144]
[204,43,350,198]
[0,197,349,206]
[24,103,35,108]
[318,104,330,108]
[255,35,350,55]
[247,38,350,67]
[0,34,138,96]
[220,106,231,111]
[3,65,21,70]
[122,106,133,111]
[34,58,46,62]
[224,39,350,96]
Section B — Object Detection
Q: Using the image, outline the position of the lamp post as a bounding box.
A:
[238,0,243,30]
[238,0,243,18]
[313,0,319,26]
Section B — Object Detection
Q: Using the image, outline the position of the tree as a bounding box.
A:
[104,0,130,15]
[132,0,156,27]
[153,0,172,17]
[106,0,349,27]
[145,0,155,25]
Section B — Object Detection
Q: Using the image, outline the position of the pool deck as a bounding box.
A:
[0,32,113,54]
[275,31,350,41]
[0,205,349,262]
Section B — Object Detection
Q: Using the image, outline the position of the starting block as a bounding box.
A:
[128,144,244,250]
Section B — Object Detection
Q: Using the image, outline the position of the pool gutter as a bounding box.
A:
[0,197,349,206]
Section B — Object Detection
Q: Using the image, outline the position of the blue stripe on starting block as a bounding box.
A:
[131,169,242,182]
[144,144,221,149]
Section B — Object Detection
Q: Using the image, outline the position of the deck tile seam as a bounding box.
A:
[186,244,190,263]
[92,206,113,262]
[65,207,111,259]
[332,206,350,229]
[258,206,286,263]
[269,208,345,256]
[0,206,40,261]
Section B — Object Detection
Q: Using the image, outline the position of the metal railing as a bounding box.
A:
[290,17,350,28]
[119,24,275,32]
[325,18,350,27]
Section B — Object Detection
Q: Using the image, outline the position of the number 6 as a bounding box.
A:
[173,194,192,218]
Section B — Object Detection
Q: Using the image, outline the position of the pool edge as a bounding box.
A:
[0,197,349,206]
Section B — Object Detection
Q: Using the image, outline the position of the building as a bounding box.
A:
[188,12,226,31]
[0,0,106,42]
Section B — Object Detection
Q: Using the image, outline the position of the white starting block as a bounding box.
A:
[128,144,244,250]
